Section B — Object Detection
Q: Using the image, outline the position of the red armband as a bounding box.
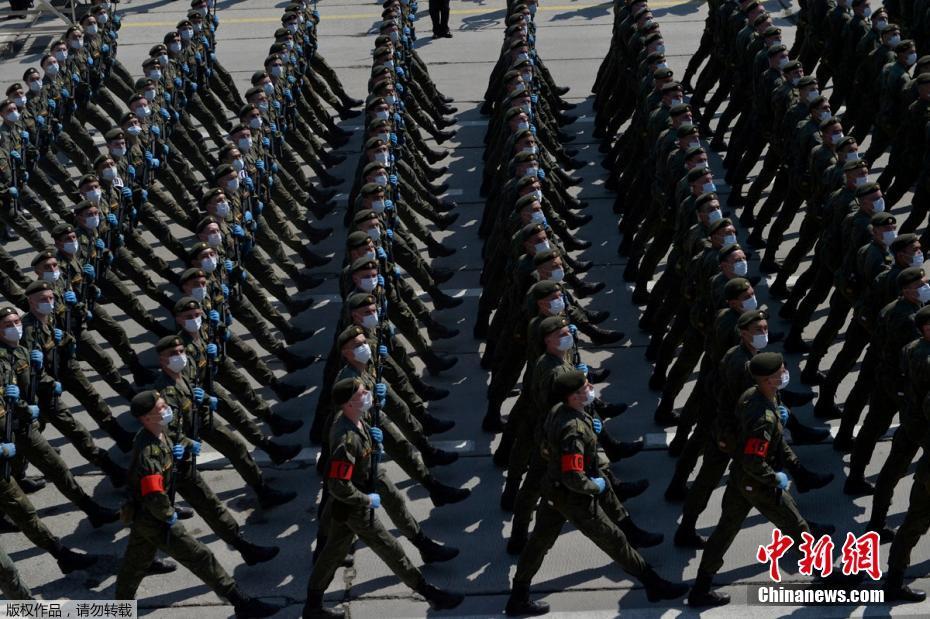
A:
[327,460,354,481]
[140,474,165,496]
[560,453,585,472]
[744,438,769,458]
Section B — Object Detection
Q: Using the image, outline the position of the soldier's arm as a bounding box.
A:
[558,422,601,495]
[740,408,781,488]
[138,445,175,521]
[326,433,371,508]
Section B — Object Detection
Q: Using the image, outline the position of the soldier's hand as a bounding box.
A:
[384,199,394,212]
[95,238,105,251]
[388,173,398,186]
[370,426,383,443]
[120,187,132,199]
[53,381,62,395]
[591,476,607,494]
[232,224,245,238]
[575,363,588,375]
[243,210,254,224]
[385,229,393,240]
[221,284,229,297]
[106,213,118,227]
[774,472,789,490]
[53,328,63,344]
[592,418,602,434]
[208,310,220,325]
[777,405,789,425]
[0,443,16,459]
[374,383,387,398]
[224,259,234,273]
[192,386,205,403]
[208,395,218,411]
[568,324,578,336]
[27,405,39,421]
[376,247,387,260]
[9,150,20,161]
[7,188,18,198]
[171,444,185,461]
[82,264,96,280]
[377,274,385,287]
[378,344,389,358]
[29,349,43,368]
[206,343,218,358]
[166,512,178,527]
[367,493,381,508]
[190,440,201,456]
[4,384,20,402]
[255,201,264,214]
[150,125,160,138]
[255,159,265,171]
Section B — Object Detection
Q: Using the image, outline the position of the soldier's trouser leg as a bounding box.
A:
[806,291,851,365]
[89,304,141,364]
[243,277,293,329]
[215,387,273,448]
[849,386,901,478]
[698,480,809,576]
[512,453,546,535]
[227,334,277,386]
[176,459,241,546]
[0,544,31,600]
[673,418,710,485]
[776,212,820,280]
[76,331,133,398]
[760,190,803,260]
[0,206,47,251]
[512,499,566,586]
[660,330,704,403]
[871,418,926,528]
[377,472,421,540]
[242,253,292,305]
[100,271,170,336]
[75,103,112,135]
[115,520,236,600]
[217,359,272,414]
[682,439,731,521]
[255,224,301,280]
[788,263,833,329]
[818,321,869,391]
[888,458,930,572]
[382,417,431,484]
[229,293,284,354]
[208,70,240,114]
[387,302,432,361]
[504,405,534,487]
[60,362,119,427]
[0,479,58,552]
[55,131,94,171]
[40,395,111,469]
[307,504,425,596]
[201,421,264,491]
[17,424,95,509]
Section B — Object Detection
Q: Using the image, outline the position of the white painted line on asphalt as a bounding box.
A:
[340,116,594,130]
[333,188,463,200]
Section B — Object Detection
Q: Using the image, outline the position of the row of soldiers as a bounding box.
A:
[471,0,699,614]
[591,0,930,606]
[0,0,373,613]
[299,0,479,615]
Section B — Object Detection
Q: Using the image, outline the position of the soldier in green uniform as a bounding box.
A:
[689,353,833,607]
[302,378,464,617]
[505,370,687,615]
[114,391,282,618]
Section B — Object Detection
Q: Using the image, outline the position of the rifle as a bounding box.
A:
[368,282,388,525]
[1,365,15,481]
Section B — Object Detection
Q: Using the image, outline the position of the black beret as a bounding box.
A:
[737,308,769,329]
[749,352,784,377]
[533,248,561,266]
[767,43,787,56]
[669,103,691,117]
[78,173,98,187]
[783,60,801,72]
[807,95,828,110]
[196,215,219,233]
[337,325,366,349]
[708,217,734,235]
[201,187,224,208]
[30,248,56,267]
[347,292,377,310]
[346,231,372,250]
[73,200,94,214]
[350,257,378,273]
[687,166,711,182]
[180,267,207,284]
[724,277,751,300]
[660,81,682,93]
[104,127,124,142]
[696,192,719,208]
[93,154,112,170]
[213,164,234,182]
[836,136,857,151]
[332,377,361,407]
[918,73,930,85]
[131,390,161,417]
[870,212,895,227]
[653,67,673,80]
[24,280,52,296]
[173,296,200,314]
[844,159,868,172]
[676,123,698,138]
[892,233,920,253]
[156,334,185,353]
[352,209,378,226]
[528,280,562,300]
[516,194,540,210]
[718,243,742,261]
[521,222,546,241]
[51,223,74,239]
[897,267,925,289]
[797,75,817,88]
[855,182,880,197]
[551,370,588,400]
[360,182,385,196]
[895,40,916,53]
[0,306,18,321]
[539,315,569,336]
[188,241,211,262]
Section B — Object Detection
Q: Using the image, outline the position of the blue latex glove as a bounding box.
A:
[261,137,270,148]
[225,313,233,326]
[538,168,546,179]
[53,328,63,344]
[367,493,381,508]
[243,176,254,191]
[172,444,185,460]
[385,229,393,240]
[126,165,136,177]
[95,238,105,251]
[224,259,234,273]
[370,426,384,443]
[777,405,789,425]
[71,73,80,83]
[173,77,182,88]
[568,323,578,335]
[221,284,229,297]
[106,213,118,226]
[166,512,178,527]
[163,92,171,103]
[0,443,16,459]
[8,188,18,198]
[8,150,20,161]
[192,387,205,403]
[774,472,790,490]
[4,384,20,401]
[101,43,110,53]
[27,405,39,421]
[208,395,218,410]
[190,441,201,456]
[36,116,45,127]
[53,381,62,395]
[255,201,264,214]
[255,159,265,171]
[376,247,387,260]
[159,108,170,120]
[374,383,387,397]
[269,123,277,132]
[139,189,148,201]
[575,363,588,375]
[195,52,202,62]
[591,477,607,494]
[83,264,96,279]
[86,58,94,66]
[396,66,406,78]
[378,345,389,358]
[162,144,169,157]
[181,63,190,74]
[208,310,220,324]
[206,343,218,358]
[64,290,77,305]
[396,83,404,94]
[47,98,57,110]
[232,224,245,238]
[60,87,70,98]
[377,274,385,287]
[243,210,253,224]
[20,130,29,142]
[150,125,160,137]
[592,418,602,434]
[120,187,132,199]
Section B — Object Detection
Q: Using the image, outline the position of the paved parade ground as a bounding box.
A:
[2,0,930,616]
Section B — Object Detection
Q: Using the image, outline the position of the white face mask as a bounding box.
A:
[907,52,918,66]
[912,252,925,267]
[582,386,597,406]
[206,232,222,247]
[881,230,897,246]
[97,13,108,24]
[160,406,174,428]
[371,199,386,213]
[751,332,769,350]
[263,82,275,95]
[359,276,378,292]
[363,250,376,262]
[367,226,381,241]
[888,35,902,47]
[733,259,748,276]
[215,201,230,218]
[516,121,530,132]
[549,267,565,282]
[236,137,252,153]
[374,151,390,165]
[29,80,42,93]
[702,181,716,193]
[100,166,117,181]
[778,370,790,390]
[36,301,54,315]
[919,283,930,304]
[42,269,61,283]
[805,89,819,102]
[180,28,194,41]
[872,197,885,212]
[225,178,240,193]
[126,125,142,136]
[549,297,565,313]
[54,50,68,63]
[84,189,102,204]
[854,175,867,187]
[183,316,202,333]
[248,117,262,130]
[84,214,100,229]
[46,61,60,76]
[167,354,187,373]
[706,209,723,224]
[741,295,758,311]
[270,65,283,77]
[62,240,79,255]
[2,325,22,343]
[231,158,244,172]
[374,110,389,121]
[200,256,217,273]
[359,391,373,412]
[136,106,151,119]
[190,286,207,302]
[352,343,372,363]
[361,313,379,330]
[11,96,25,109]
[373,174,388,186]
[556,334,574,351]
[530,210,546,224]
[69,38,83,50]
[818,110,831,123]
[85,24,98,35]
[534,240,550,253]
[3,111,20,124]
[144,88,157,101]
[845,151,860,162]
[722,233,738,247]
[158,53,170,67]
